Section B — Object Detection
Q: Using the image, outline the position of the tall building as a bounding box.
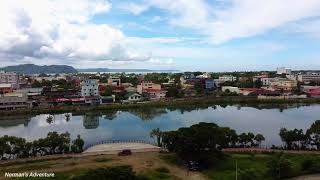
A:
[218,75,237,83]
[107,76,121,86]
[276,67,292,75]
[270,78,297,91]
[0,71,19,88]
[297,73,320,83]
[81,79,99,97]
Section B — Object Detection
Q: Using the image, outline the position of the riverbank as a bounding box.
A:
[1,96,320,116]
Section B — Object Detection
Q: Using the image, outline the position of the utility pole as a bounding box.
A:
[235,159,238,180]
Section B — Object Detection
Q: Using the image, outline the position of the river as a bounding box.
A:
[0,104,319,147]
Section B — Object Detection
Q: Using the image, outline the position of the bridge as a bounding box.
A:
[83,140,160,154]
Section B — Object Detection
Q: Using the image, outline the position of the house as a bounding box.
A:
[0,84,13,94]
[0,93,31,110]
[137,81,161,94]
[107,76,121,86]
[143,89,167,101]
[308,89,320,98]
[123,92,142,103]
[270,78,297,91]
[205,79,217,90]
[261,78,276,86]
[0,71,19,88]
[100,95,115,104]
[81,79,99,97]
[219,75,237,83]
[301,86,320,93]
[162,80,175,89]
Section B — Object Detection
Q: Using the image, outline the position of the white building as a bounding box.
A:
[137,81,161,94]
[123,92,142,103]
[81,79,99,97]
[261,78,276,86]
[219,75,237,83]
[221,86,240,94]
[277,67,292,75]
[297,73,320,83]
[0,71,19,88]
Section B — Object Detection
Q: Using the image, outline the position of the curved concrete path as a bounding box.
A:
[83,143,160,154]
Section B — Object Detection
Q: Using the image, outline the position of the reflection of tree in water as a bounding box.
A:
[0,115,31,127]
[46,115,54,124]
[83,113,100,129]
[167,104,210,114]
[103,110,118,120]
[128,108,167,121]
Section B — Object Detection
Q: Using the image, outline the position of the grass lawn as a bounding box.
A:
[160,153,320,180]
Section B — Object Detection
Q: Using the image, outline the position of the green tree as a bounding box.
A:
[254,134,265,147]
[71,135,85,153]
[150,128,163,147]
[103,85,113,96]
[279,128,306,150]
[162,122,235,163]
[267,153,293,179]
[306,120,320,150]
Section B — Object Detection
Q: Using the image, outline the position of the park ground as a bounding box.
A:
[1,151,320,180]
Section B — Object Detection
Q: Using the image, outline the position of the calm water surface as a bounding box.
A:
[0,104,319,147]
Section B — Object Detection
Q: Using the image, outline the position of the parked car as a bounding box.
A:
[187,161,200,171]
[118,149,132,156]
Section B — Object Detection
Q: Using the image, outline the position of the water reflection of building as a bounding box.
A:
[0,115,31,127]
[83,114,100,129]
[128,108,167,121]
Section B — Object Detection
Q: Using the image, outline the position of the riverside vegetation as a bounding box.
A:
[1,96,320,117]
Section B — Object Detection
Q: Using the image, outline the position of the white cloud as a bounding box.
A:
[0,0,149,67]
[119,2,150,15]
[287,20,320,38]
[124,0,320,44]
[208,0,320,44]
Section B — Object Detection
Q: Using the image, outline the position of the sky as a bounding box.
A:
[1,0,320,72]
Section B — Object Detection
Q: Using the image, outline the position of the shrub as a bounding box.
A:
[155,167,170,173]
[302,158,320,173]
[238,168,260,180]
[267,153,293,179]
[72,166,141,180]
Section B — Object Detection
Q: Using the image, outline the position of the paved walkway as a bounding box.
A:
[83,142,161,154]
[223,148,320,155]
[288,174,320,180]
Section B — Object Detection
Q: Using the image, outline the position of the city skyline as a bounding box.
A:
[1,0,320,71]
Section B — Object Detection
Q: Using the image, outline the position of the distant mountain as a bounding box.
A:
[77,68,179,73]
[0,64,78,74]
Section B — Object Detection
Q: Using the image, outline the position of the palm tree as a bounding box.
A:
[65,114,71,122]
[46,115,54,124]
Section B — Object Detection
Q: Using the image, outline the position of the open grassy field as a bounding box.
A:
[160,153,320,180]
[0,152,206,180]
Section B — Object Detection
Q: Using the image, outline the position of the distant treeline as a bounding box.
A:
[0,132,84,160]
